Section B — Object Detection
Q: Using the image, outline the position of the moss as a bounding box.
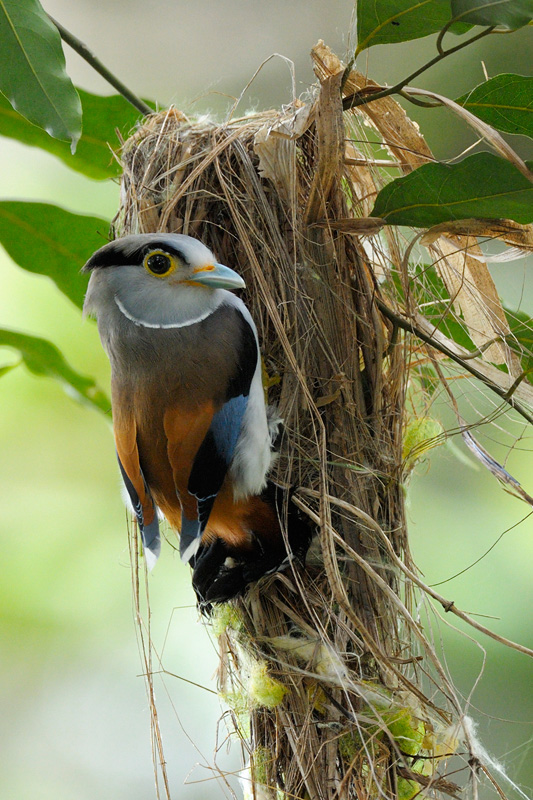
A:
[338,731,360,764]
[248,661,288,709]
[211,602,244,637]
[403,416,443,468]
[252,745,271,786]
[387,709,425,756]
[418,722,461,776]
[220,690,250,739]
[397,777,421,800]
[360,680,393,703]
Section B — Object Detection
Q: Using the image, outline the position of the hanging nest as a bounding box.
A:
[117,42,532,800]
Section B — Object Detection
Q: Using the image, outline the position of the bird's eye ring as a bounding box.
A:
[144,251,175,277]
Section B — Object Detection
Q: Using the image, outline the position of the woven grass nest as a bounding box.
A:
[116,42,528,800]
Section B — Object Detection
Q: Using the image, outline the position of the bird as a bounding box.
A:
[83,233,310,605]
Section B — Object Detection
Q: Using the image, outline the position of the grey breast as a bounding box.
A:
[105,302,247,409]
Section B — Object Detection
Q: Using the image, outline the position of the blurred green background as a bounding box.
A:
[1,1,532,798]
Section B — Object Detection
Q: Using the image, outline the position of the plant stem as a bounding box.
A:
[49,16,153,116]
[375,297,533,426]
[343,26,494,111]
[397,90,440,108]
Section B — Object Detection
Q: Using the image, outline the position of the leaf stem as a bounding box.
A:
[49,16,153,116]
[343,26,495,111]
[397,90,440,108]
[435,16,458,55]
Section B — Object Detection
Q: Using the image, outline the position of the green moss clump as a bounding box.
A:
[220,690,250,739]
[252,745,271,786]
[397,777,421,800]
[211,602,244,637]
[403,416,443,469]
[248,661,288,709]
[338,731,360,764]
[387,709,425,756]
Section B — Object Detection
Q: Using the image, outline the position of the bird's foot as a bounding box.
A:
[192,519,311,611]
[191,483,313,610]
[191,538,248,610]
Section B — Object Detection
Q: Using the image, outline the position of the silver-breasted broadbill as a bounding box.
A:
[83,233,310,604]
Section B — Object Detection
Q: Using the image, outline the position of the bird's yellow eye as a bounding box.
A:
[143,250,175,277]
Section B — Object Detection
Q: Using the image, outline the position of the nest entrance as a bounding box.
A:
[119,44,468,800]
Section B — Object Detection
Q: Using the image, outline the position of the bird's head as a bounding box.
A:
[83,233,245,289]
[83,233,245,329]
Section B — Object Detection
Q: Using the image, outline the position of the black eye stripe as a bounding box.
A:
[82,239,192,271]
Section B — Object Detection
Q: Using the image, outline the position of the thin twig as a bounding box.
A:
[128,521,172,799]
[343,27,494,111]
[49,16,153,116]
[436,7,510,54]
[375,297,533,426]
[397,90,441,109]
[295,490,533,659]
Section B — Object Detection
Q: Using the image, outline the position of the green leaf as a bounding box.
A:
[382,263,475,354]
[0,0,81,148]
[355,0,470,51]
[0,89,150,179]
[413,264,476,349]
[504,307,533,373]
[451,0,533,29]
[371,152,533,226]
[0,360,20,378]
[0,201,110,309]
[0,327,110,413]
[456,74,533,139]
